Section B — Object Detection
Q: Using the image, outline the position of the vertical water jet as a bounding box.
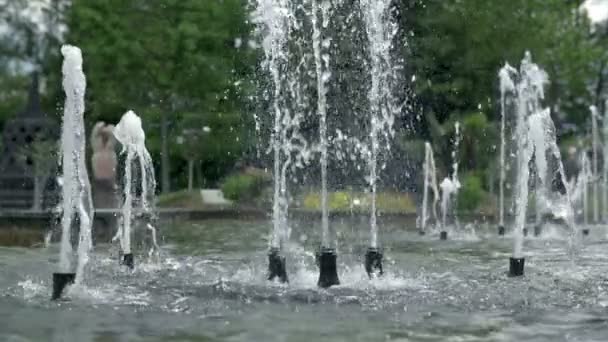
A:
[53,45,94,300]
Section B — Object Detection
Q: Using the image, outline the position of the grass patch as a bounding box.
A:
[301,191,416,214]
[0,227,44,247]
[157,190,205,209]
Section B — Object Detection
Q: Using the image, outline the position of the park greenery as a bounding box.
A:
[0,0,607,212]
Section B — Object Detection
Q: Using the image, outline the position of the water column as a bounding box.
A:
[359,0,399,278]
[420,142,439,234]
[498,63,517,235]
[310,0,341,288]
[507,52,551,276]
[603,100,608,224]
[590,105,600,224]
[53,45,94,300]
[113,110,157,269]
[252,0,290,283]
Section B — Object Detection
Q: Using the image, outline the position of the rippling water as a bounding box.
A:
[2,219,608,341]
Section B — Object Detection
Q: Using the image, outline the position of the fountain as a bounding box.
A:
[438,122,461,240]
[112,110,157,269]
[251,0,291,283]
[501,52,577,276]
[53,45,94,300]
[252,0,313,284]
[310,0,341,288]
[419,142,439,235]
[498,63,517,236]
[590,105,600,225]
[359,0,400,278]
[603,100,608,225]
[574,152,592,235]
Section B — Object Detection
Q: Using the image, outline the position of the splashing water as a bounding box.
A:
[420,142,439,232]
[359,0,400,248]
[59,45,94,284]
[113,110,156,256]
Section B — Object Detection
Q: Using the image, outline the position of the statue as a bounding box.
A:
[90,122,118,208]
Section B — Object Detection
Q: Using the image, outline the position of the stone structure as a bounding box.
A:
[0,74,59,209]
[90,122,118,208]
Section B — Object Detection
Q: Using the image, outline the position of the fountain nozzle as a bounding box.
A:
[122,253,134,270]
[533,224,542,237]
[364,247,383,278]
[582,228,590,236]
[498,225,505,236]
[316,247,340,288]
[439,231,448,240]
[52,272,75,300]
[509,257,525,277]
[267,247,288,283]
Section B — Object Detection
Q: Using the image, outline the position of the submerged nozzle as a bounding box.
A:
[52,272,75,300]
[316,247,340,288]
[364,247,383,278]
[582,228,590,236]
[508,257,525,277]
[122,253,134,270]
[267,247,288,283]
[439,231,448,240]
[498,225,505,236]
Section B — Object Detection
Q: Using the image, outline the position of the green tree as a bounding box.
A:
[60,0,254,191]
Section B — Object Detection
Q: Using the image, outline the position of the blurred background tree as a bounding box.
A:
[0,0,606,211]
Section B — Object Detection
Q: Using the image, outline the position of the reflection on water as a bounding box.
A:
[2,219,608,341]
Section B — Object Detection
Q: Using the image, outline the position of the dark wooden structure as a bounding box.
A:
[0,74,59,209]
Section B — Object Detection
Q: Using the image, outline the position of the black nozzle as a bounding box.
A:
[509,257,525,277]
[122,253,134,270]
[582,228,590,236]
[267,247,288,283]
[522,227,528,237]
[52,272,75,300]
[533,225,542,237]
[316,247,340,288]
[439,231,448,240]
[498,225,505,236]
[364,247,384,278]
[418,229,426,236]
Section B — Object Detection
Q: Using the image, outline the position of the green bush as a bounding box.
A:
[221,170,270,202]
[457,174,485,212]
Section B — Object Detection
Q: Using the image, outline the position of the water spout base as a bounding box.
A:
[582,228,590,236]
[522,228,528,237]
[418,229,426,236]
[498,225,505,236]
[122,253,134,270]
[316,247,340,288]
[52,272,75,300]
[509,257,525,277]
[267,247,288,283]
[439,231,448,240]
[364,247,383,278]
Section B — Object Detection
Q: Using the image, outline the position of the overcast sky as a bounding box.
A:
[583,0,608,23]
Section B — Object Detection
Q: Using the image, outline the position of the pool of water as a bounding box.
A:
[2,218,608,341]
